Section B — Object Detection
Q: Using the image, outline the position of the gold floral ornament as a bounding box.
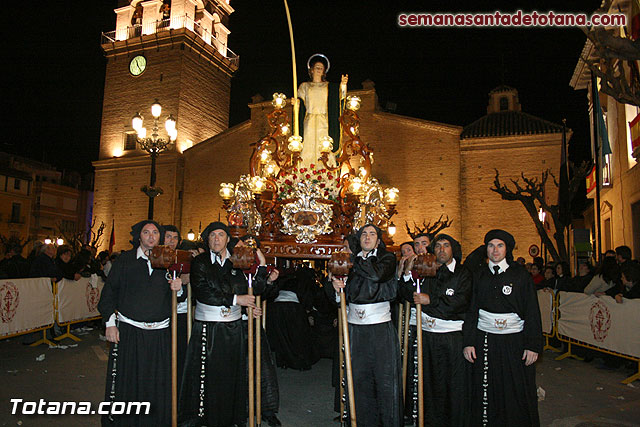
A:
[275,163,340,202]
[223,175,262,234]
[280,180,334,243]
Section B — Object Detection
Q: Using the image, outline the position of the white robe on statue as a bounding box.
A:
[297,81,346,167]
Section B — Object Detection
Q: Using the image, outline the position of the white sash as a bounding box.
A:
[195,302,241,322]
[409,307,463,332]
[477,309,524,334]
[347,302,391,325]
[274,290,300,303]
[177,301,188,314]
[118,312,170,330]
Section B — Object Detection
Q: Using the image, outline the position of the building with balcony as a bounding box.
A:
[0,152,93,255]
[570,1,640,259]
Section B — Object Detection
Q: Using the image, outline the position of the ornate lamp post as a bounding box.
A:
[538,207,546,261]
[132,100,177,220]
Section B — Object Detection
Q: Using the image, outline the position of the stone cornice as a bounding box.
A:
[460,131,567,152]
[184,120,252,154]
[101,28,238,76]
[371,112,462,135]
[93,151,183,171]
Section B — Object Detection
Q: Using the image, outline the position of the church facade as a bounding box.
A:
[94,1,563,260]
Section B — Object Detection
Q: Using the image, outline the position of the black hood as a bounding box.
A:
[484,229,516,262]
[430,233,462,263]
[353,223,386,254]
[129,220,164,248]
[201,222,232,251]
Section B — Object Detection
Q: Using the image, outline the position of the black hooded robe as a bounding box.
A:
[98,248,176,427]
[399,261,472,426]
[178,252,267,427]
[341,247,403,427]
[98,221,178,427]
[463,261,542,427]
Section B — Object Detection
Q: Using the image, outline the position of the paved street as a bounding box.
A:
[1,328,638,426]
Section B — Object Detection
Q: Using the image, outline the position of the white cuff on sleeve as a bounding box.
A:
[403,273,414,283]
[233,295,238,306]
[105,313,117,327]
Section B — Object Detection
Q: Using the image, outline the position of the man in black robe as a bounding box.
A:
[463,229,542,427]
[162,224,189,398]
[396,231,431,423]
[399,233,472,426]
[98,220,183,426]
[237,235,282,427]
[331,224,403,426]
[178,222,268,427]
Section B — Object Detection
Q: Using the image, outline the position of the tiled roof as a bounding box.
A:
[488,85,516,94]
[460,111,564,139]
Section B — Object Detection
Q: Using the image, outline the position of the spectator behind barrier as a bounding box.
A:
[28,244,62,282]
[56,245,81,281]
[554,261,572,292]
[570,261,593,292]
[530,263,544,287]
[611,261,640,303]
[539,264,556,290]
[0,244,29,279]
[584,257,620,296]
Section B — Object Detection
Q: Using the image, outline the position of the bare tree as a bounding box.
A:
[490,162,591,262]
[580,0,640,106]
[56,216,105,253]
[0,234,33,255]
[404,215,453,240]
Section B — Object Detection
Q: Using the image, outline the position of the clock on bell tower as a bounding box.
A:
[93,0,238,247]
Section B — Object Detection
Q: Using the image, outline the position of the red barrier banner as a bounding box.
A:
[56,277,104,324]
[0,278,54,337]
[557,292,640,358]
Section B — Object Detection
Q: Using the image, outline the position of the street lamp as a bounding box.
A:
[133,99,177,220]
[538,208,546,261]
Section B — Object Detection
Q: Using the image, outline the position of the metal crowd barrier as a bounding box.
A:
[0,277,104,347]
[548,291,640,384]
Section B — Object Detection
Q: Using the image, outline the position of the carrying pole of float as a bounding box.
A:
[339,285,357,427]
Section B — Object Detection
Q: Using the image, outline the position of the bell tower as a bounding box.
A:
[93,0,238,250]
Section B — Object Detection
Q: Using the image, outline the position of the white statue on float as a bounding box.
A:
[296,53,348,167]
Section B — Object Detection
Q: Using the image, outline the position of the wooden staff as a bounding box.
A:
[248,277,255,427]
[415,279,424,427]
[171,280,178,427]
[401,301,410,400]
[337,306,345,426]
[187,283,192,342]
[339,284,357,427]
[256,294,262,427]
[262,299,267,330]
[397,303,403,340]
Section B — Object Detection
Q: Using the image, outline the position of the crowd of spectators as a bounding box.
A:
[521,245,639,303]
[0,241,119,282]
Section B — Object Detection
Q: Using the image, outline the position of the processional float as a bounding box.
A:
[214,29,402,427]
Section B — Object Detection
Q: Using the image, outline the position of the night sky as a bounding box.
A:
[4,1,603,174]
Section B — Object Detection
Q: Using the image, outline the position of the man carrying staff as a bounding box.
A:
[178,222,268,426]
[98,220,183,426]
[463,229,542,426]
[331,224,403,426]
[399,233,472,426]
[396,231,430,423]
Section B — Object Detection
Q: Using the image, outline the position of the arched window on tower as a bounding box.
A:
[499,96,509,111]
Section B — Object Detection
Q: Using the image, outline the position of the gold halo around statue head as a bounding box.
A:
[307,53,330,73]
